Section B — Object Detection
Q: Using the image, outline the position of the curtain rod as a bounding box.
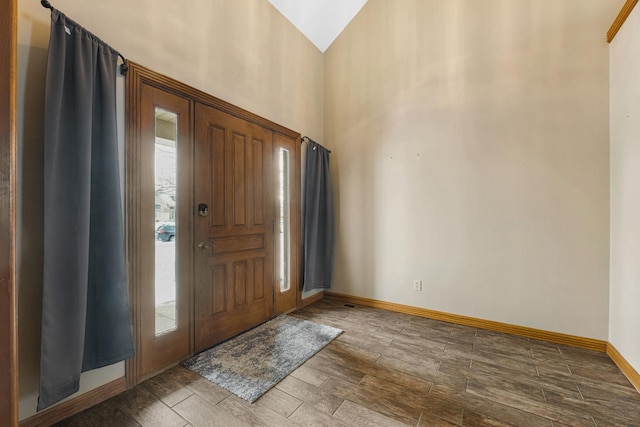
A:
[40,0,129,75]
[301,136,331,153]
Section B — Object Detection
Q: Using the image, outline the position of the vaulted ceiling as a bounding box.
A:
[268,0,368,52]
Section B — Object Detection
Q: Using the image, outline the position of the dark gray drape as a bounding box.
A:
[302,140,334,292]
[38,9,134,411]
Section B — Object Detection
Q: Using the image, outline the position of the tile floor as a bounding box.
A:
[55,299,640,426]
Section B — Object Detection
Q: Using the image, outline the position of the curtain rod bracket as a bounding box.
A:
[41,0,129,76]
[119,54,128,75]
[301,136,331,153]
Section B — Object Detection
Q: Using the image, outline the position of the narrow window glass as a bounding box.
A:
[154,108,177,335]
[277,148,291,292]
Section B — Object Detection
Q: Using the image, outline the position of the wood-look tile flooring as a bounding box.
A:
[56,299,640,426]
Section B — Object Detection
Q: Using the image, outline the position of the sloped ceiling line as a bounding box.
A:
[268,0,368,52]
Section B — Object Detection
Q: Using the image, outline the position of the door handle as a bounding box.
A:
[197,241,211,249]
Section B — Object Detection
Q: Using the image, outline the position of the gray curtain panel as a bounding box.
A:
[38,9,134,411]
[302,140,334,292]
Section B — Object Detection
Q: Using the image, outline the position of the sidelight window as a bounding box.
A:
[154,107,178,335]
[277,148,291,292]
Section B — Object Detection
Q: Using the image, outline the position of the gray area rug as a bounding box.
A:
[182,314,343,403]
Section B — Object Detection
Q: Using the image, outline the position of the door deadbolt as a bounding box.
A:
[198,203,209,217]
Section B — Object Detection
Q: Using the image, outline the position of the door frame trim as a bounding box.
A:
[125,62,301,387]
[126,63,300,137]
[1,0,18,424]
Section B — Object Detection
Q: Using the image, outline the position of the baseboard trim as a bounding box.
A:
[301,290,324,308]
[324,292,607,352]
[20,377,127,427]
[607,343,640,393]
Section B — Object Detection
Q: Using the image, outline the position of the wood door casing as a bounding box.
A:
[0,0,18,424]
[194,103,275,351]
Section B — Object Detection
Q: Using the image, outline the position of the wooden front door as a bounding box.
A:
[194,103,275,352]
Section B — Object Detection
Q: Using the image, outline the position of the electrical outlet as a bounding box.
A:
[413,280,422,291]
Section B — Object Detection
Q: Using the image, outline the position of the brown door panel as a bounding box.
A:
[194,103,274,352]
[195,254,273,349]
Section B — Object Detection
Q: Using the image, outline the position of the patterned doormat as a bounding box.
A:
[182,314,343,403]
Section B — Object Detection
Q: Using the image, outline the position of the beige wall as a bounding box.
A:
[324,0,620,339]
[18,0,324,139]
[17,0,322,420]
[610,4,640,375]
